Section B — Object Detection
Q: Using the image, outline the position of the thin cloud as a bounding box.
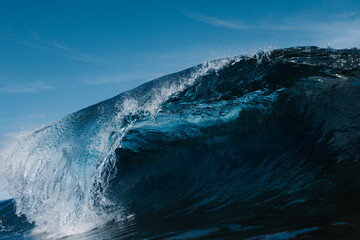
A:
[0,82,55,93]
[187,12,254,30]
[186,11,360,48]
[186,12,319,31]
[186,12,310,31]
[6,31,105,64]
[334,11,360,20]
[30,32,105,63]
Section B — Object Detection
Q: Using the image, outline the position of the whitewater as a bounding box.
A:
[1,47,360,239]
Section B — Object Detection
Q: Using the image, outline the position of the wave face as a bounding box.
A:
[1,47,360,239]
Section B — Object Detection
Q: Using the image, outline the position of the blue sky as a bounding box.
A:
[1,0,360,199]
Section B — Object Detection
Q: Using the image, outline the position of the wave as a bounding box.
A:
[1,47,360,239]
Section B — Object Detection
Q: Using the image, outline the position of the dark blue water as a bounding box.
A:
[1,47,360,239]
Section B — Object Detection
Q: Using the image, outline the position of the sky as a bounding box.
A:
[1,0,360,200]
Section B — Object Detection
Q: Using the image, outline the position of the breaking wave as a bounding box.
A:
[1,47,360,239]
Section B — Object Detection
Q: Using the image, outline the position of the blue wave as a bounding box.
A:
[1,47,360,239]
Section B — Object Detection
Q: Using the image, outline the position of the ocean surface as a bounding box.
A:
[1,47,360,239]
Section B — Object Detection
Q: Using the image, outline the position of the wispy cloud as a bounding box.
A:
[334,11,360,20]
[187,12,254,30]
[186,12,295,30]
[0,82,55,93]
[186,11,360,48]
[6,31,105,64]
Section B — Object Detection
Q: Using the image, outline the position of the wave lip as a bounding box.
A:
[1,46,360,239]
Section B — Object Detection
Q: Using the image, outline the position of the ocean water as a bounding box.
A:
[1,47,360,239]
